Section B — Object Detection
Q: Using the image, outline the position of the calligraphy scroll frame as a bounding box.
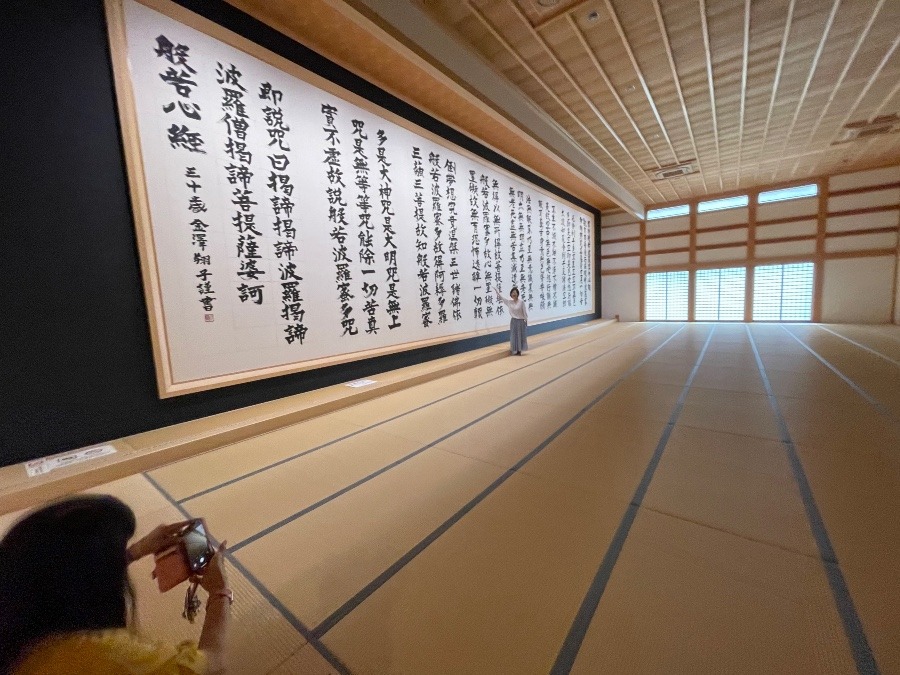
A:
[105,0,595,398]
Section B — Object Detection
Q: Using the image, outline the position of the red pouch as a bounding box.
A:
[152,544,191,592]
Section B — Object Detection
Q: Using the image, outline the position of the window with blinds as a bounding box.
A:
[695,267,746,321]
[758,184,817,203]
[645,271,689,320]
[752,263,814,321]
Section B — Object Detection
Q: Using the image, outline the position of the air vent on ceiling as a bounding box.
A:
[649,162,696,180]
[832,114,900,144]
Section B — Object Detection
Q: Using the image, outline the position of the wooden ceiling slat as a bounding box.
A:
[599,0,680,167]
[777,0,842,169]
[755,0,796,184]
[735,0,751,187]
[835,33,900,129]
[565,14,670,174]
[650,0,710,193]
[789,0,887,177]
[407,0,899,205]
[698,0,724,191]
[468,0,658,202]
[500,0,672,201]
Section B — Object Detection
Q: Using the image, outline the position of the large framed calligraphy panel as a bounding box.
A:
[106,0,595,397]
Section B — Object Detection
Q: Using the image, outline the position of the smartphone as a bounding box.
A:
[180,519,214,572]
[153,519,214,592]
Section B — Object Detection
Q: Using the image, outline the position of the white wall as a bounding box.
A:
[821,257,896,324]
[601,274,640,321]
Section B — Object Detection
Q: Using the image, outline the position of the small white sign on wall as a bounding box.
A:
[25,445,118,478]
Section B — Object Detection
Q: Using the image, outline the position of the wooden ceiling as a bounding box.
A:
[415,0,900,206]
[226,0,899,211]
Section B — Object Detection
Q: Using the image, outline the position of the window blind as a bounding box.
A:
[695,267,746,321]
[645,271,689,320]
[752,263,814,321]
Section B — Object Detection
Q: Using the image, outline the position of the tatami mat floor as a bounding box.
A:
[2,321,898,674]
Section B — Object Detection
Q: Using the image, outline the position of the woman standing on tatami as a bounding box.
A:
[494,285,528,355]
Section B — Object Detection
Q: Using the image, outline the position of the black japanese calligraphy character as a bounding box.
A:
[237,283,264,305]
[154,36,195,72]
[167,125,206,153]
[159,67,197,98]
[216,62,246,91]
[163,100,201,120]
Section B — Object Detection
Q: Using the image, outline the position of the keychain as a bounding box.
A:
[182,581,201,623]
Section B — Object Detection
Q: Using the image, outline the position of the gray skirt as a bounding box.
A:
[509,318,528,353]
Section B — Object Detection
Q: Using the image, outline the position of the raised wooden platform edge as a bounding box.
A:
[0,319,617,515]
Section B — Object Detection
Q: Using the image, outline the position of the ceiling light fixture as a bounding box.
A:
[832,114,900,144]
[648,162,697,180]
[587,11,600,21]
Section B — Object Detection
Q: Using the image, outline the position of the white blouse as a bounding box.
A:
[495,288,528,321]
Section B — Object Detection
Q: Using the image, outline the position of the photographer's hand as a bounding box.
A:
[127,521,191,562]
[198,542,229,593]
[199,543,231,675]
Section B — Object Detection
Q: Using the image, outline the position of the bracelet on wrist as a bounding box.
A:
[206,588,234,606]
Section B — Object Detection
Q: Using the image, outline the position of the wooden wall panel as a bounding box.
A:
[645,251,690,266]
[829,188,900,212]
[829,165,900,191]
[601,211,640,227]
[602,241,641,256]
[601,255,641,271]
[756,240,817,257]
[825,232,899,253]
[646,235,690,251]
[696,246,747,263]
[601,223,641,240]
[757,220,818,239]
[696,227,749,246]
[757,197,818,221]
[827,209,899,232]
[696,207,749,229]
[600,164,900,323]
[645,215,690,235]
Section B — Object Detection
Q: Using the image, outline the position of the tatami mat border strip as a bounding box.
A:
[747,325,879,675]
[815,325,900,368]
[228,324,670,552]
[550,325,716,674]
[141,472,352,675]
[874,327,900,344]
[311,325,690,639]
[177,322,648,504]
[781,326,900,429]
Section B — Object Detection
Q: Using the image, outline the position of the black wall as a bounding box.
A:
[0,0,601,467]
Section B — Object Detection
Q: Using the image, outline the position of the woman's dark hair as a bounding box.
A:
[0,495,137,673]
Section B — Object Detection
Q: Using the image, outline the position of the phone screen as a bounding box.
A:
[182,521,213,572]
